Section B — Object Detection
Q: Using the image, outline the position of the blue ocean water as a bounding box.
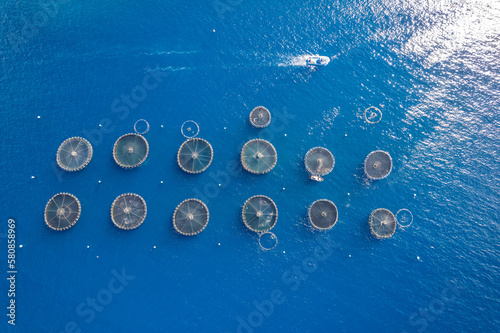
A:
[1,0,499,332]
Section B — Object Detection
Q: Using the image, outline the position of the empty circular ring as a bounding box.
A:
[259,232,278,251]
[364,106,382,124]
[396,209,413,228]
[134,119,150,134]
[181,120,200,138]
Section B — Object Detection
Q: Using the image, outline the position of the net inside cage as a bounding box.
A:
[308,199,338,230]
[56,137,93,171]
[113,134,149,168]
[241,139,277,174]
[111,193,147,230]
[44,193,81,230]
[173,199,209,236]
[369,208,396,239]
[177,138,213,174]
[305,147,335,176]
[364,150,392,180]
[249,106,271,128]
[242,195,278,232]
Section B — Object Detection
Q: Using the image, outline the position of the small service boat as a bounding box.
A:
[306,55,330,66]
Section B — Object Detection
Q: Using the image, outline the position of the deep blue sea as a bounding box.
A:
[1,0,499,332]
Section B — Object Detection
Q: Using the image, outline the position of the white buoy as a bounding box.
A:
[87,245,90,248]
[98,180,101,183]
[160,181,164,184]
[161,125,164,128]
[37,116,40,119]
[19,245,23,248]
[154,246,157,249]
[218,243,221,246]
[31,176,35,179]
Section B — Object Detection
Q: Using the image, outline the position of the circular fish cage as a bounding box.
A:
[242,195,278,233]
[44,193,81,231]
[113,134,149,168]
[308,199,338,230]
[56,137,93,171]
[177,138,213,174]
[369,208,397,239]
[364,150,392,180]
[305,147,335,181]
[249,106,271,128]
[173,198,209,236]
[111,193,147,230]
[241,139,277,174]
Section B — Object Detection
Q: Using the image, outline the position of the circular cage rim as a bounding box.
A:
[396,208,414,228]
[249,106,271,128]
[363,150,393,180]
[304,146,335,176]
[110,193,147,230]
[240,139,277,175]
[176,138,214,174]
[44,192,81,231]
[134,119,150,135]
[369,208,397,239]
[181,120,200,138]
[241,195,278,233]
[172,198,210,236]
[56,137,93,172]
[308,199,339,230]
[112,133,150,169]
[258,231,278,251]
[364,106,383,124]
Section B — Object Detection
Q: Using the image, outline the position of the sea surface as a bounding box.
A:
[0,0,499,332]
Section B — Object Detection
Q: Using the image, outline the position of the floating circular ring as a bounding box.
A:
[259,232,278,251]
[308,199,338,230]
[44,193,81,231]
[181,120,200,138]
[134,119,150,134]
[242,195,278,233]
[56,137,93,171]
[173,198,209,236]
[364,106,383,124]
[113,133,149,168]
[396,209,413,228]
[250,106,271,128]
[111,193,147,230]
[177,138,213,174]
[241,139,277,174]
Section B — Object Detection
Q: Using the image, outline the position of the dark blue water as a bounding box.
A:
[1,0,499,332]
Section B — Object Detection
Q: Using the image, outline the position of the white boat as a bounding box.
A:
[305,55,330,66]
